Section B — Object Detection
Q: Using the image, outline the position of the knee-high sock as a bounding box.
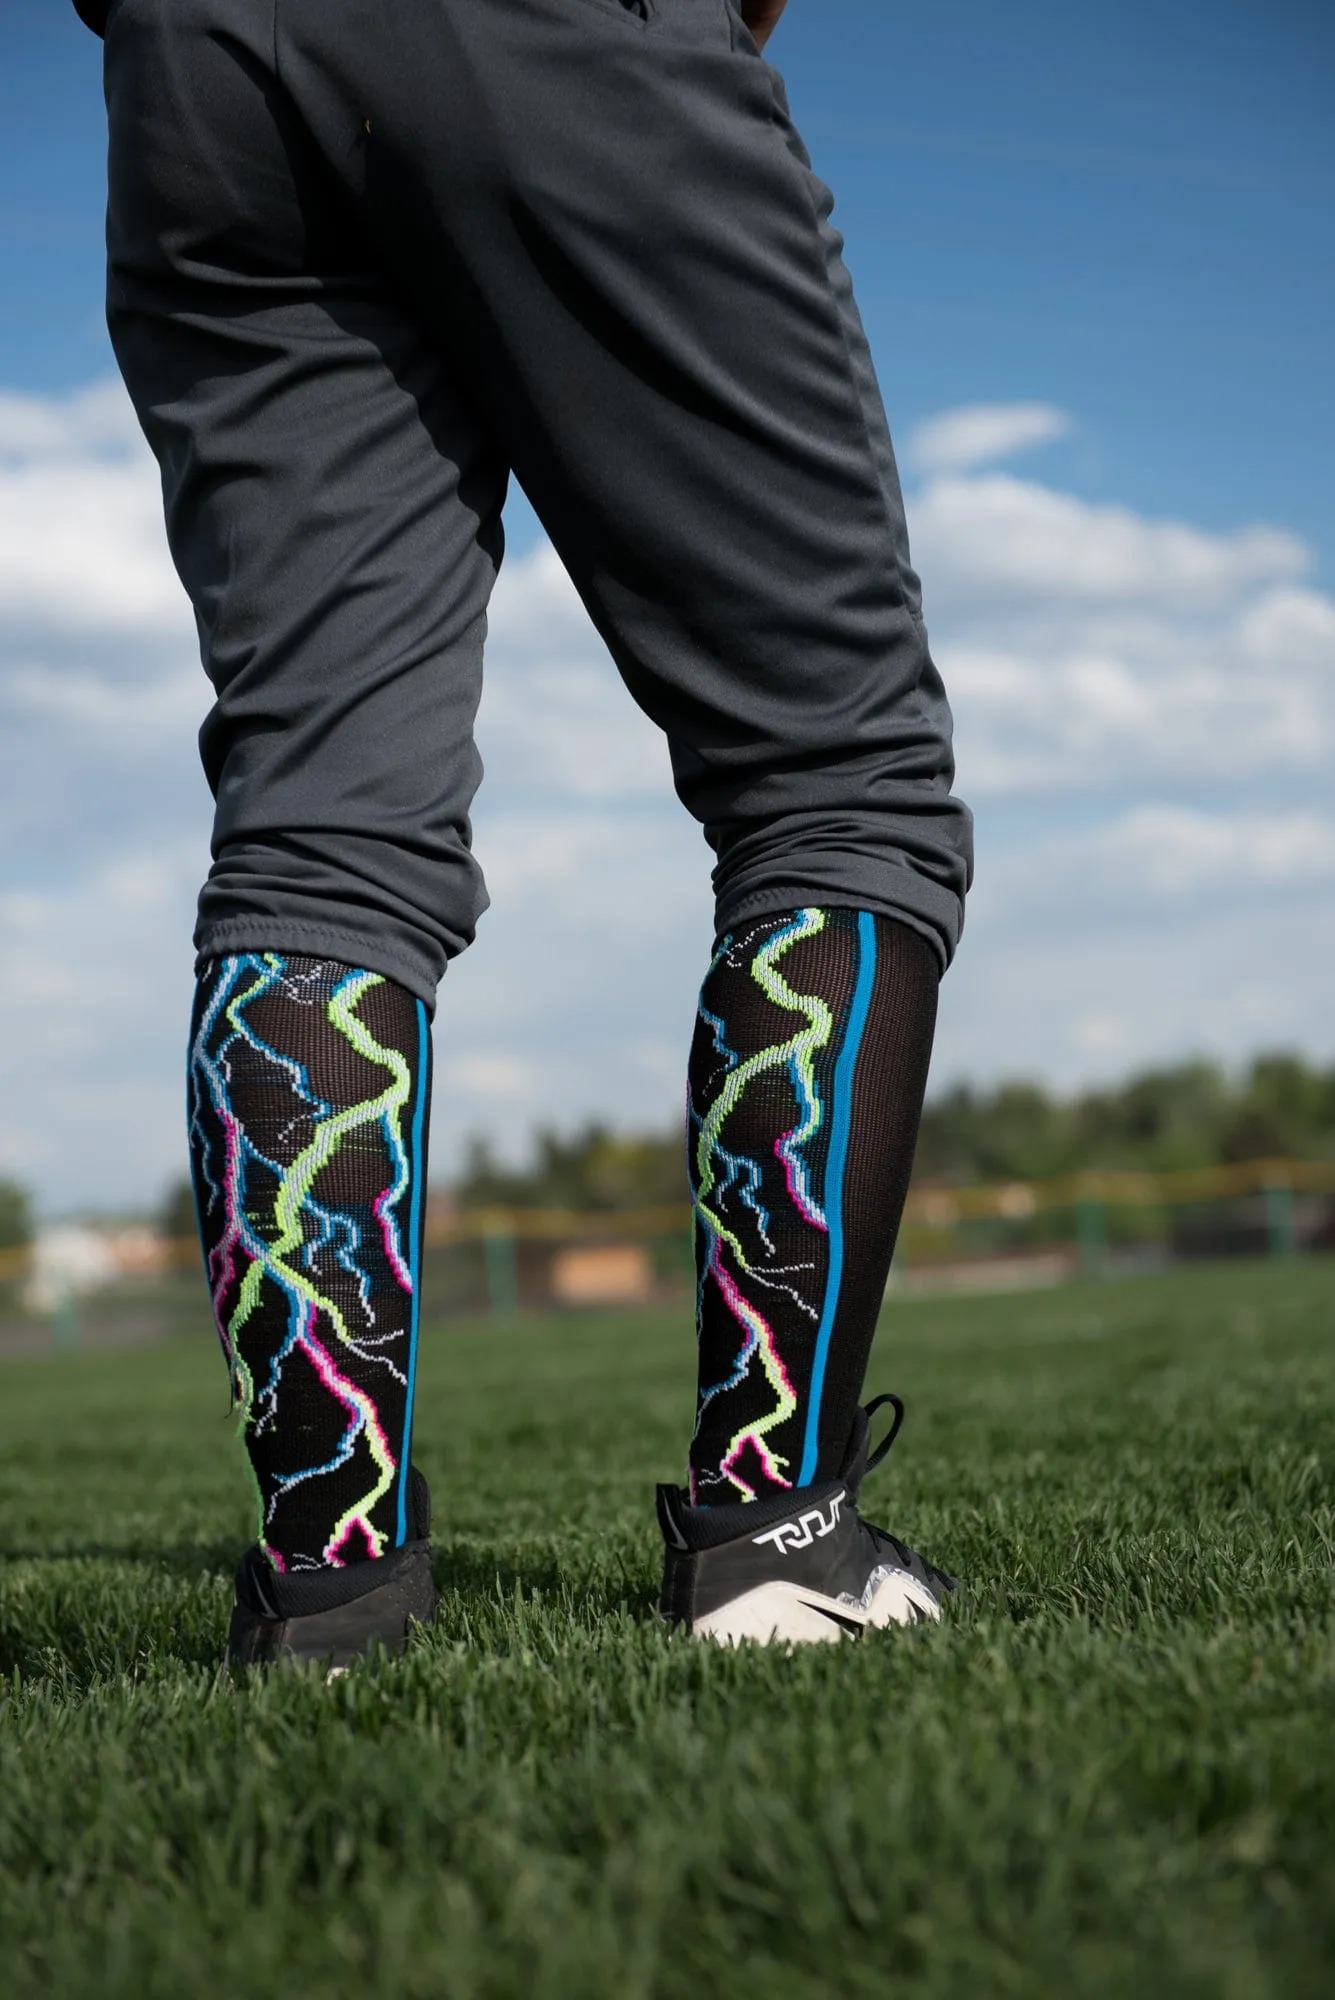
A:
[189,954,430,1573]
[687,909,937,1504]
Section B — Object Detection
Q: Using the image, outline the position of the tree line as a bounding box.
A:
[456,1053,1335,1213]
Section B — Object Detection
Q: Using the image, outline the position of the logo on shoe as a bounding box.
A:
[752,1491,845,1554]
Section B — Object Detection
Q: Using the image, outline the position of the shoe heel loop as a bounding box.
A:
[863,1393,906,1474]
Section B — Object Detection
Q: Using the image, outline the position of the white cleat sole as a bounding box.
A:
[691,1567,942,1647]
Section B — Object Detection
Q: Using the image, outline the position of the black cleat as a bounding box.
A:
[657,1398,957,1646]
[226,1470,439,1672]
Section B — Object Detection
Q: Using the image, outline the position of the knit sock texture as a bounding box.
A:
[688,909,937,1503]
[189,954,430,1573]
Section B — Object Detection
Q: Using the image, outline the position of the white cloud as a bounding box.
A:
[0,845,203,1197]
[974,805,1335,927]
[441,1053,542,1104]
[933,888,1335,1099]
[480,544,670,801]
[0,378,192,641]
[485,537,586,654]
[908,401,1071,476]
[896,403,1334,801]
[0,456,191,637]
[0,379,143,463]
[943,585,1335,792]
[908,431,1332,794]
[915,471,1307,609]
[1095,805,1335,895]
[3,661,204,737]
[1071,1014,1134,1060]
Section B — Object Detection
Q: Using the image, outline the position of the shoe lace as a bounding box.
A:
[859,1394,952,1588]
[863,1391,905,1474]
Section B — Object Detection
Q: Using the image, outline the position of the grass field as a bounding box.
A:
[0,1260,1332,1998]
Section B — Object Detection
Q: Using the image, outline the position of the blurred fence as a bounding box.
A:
[2,1156,1331,1334]
[893,1156,1335,1295]
[418,1157,1335,1309]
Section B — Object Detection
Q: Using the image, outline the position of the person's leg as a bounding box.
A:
[103,0,508,1659]
[105,0,507,1001]
[189,956,431,1572]
[686,911,937,1504]
[273,0,971,1520]
[189,953,441,1664]
[106,0,969,1644]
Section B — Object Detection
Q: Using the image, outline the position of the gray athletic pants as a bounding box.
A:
[103,0,972,1008]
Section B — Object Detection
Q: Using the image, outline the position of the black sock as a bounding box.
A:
[687,909,937,1503]
[189,954,431,1574]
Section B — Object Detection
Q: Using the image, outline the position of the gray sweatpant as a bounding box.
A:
[103,0,972,1009]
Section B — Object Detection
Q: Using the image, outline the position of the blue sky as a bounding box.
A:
[2,0,1333,1210]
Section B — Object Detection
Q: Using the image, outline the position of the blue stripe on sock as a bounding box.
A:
[397,998,430,1546]
[798,911,877,1486]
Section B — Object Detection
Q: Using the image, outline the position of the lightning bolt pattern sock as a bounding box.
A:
[688,909,938,1504]
[189,954,430,1574]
